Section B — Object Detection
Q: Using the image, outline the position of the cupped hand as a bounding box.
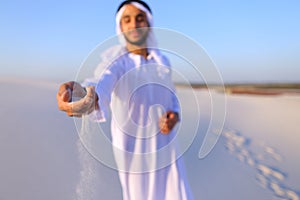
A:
[56,81,98,117]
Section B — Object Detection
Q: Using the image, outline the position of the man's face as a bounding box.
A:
[120,4,149,46]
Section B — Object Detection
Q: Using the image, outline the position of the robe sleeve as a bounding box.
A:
[82,61,122,122]
[160,54,181,115]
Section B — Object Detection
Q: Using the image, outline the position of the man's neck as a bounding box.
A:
[126,43,148,59]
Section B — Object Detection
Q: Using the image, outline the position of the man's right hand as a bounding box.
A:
[56,81,98,117]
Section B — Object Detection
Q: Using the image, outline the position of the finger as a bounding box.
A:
[166,118,175,126]
[67,102,92,116]
[57,91,69,109]
[57,81,74,96]
[57,99,73,112]
[69,87,95,113]
[159,119,167,129]
[70,101,89,113]
[160,122,171,134]
[159,118,165,126]
[61,89,72,102]
[82,86,96,112]
[66,111,83,118]
[57,85,67,97]
[167,120,176,130]
[161,128,170,134]
[159,117,170,132]
[85,86,95,98]
[160,119,177,134]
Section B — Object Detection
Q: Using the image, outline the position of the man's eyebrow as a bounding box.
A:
[136,13,145,17]
[122,15,130,19]
[122,12,145,18]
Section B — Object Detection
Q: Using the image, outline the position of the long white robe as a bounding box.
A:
[86,48,194,200]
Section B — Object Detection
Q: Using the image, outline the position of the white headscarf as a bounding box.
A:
[115,1,158,48]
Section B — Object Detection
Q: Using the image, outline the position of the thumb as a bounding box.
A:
[85,86,95,98]
[82,86,95,104]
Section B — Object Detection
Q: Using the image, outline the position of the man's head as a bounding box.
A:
[117,0,152,14]
[116,0,153,47]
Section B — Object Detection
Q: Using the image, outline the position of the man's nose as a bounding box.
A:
[129,19,139,29]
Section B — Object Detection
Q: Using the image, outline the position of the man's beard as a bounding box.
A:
[123,29,149,46]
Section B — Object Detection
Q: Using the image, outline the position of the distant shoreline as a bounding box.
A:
[175,83,300,96]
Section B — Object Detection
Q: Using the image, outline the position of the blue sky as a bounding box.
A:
[0,0,299,83]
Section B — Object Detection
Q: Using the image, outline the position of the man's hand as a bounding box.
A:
[159,111,179,134]
[56,81,98,117]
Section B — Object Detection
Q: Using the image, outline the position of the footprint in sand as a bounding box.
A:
[221,129,299,200]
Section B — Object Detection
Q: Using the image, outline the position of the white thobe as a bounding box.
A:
[88,49,194,200]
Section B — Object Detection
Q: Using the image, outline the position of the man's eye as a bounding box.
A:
[137,16,145,22]
[123,17,130,23]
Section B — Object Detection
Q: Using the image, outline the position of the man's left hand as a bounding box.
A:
[159,111,179,134]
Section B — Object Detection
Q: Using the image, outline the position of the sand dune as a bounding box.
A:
[0,77,299,200]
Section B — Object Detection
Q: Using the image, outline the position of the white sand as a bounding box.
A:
[0,77,299,200]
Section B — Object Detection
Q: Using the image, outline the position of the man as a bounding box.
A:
[57,1,193,199]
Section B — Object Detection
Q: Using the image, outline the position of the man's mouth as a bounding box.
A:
[128,30,142,37]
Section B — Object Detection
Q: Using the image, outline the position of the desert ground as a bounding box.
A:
[0,77,299,200]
